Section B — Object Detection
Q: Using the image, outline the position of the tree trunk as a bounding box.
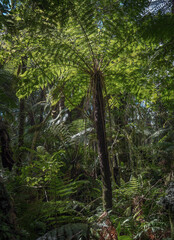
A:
[0,119,14,171]
[0,177,18,240]
[39,89,45,123]
[169,208,174,240]
[59,95,65,112]
[92,70,112,211]
[113,155,120,187]
[18,98,25,149]
[18,58,27,165]
[18,97,25,167]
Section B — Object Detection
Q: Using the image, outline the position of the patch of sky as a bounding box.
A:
[140,100,146,107]
[145,0,172,15]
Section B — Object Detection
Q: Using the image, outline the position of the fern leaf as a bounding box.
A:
[36,223,89,240]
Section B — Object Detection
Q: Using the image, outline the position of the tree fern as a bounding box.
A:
[3,0,154,211]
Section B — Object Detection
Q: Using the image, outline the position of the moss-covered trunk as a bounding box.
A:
[92,70,112,210]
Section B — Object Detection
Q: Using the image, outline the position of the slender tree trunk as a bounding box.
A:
[172,0,174,14]
[92,70,112,210]
[59,95,65,112]
[0,119,14,171]
[113,155,120,187]
[18,98,25,166]
[18,98,25,149]
[30,89,45,151]
[18,58,27,165]
[39,89,45,123]
[0,177,18,240]
[169,208,174,240]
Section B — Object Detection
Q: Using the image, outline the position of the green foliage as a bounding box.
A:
[134,219,167,239]
[0,69,17,116]
[1,0,174,239]
[7,147,92,239]
[21,148,65,187]
[110,176,169,238]
[36,223,89,240]
[142,14,174,42]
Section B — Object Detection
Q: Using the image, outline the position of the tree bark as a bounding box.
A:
[92,70,112,210]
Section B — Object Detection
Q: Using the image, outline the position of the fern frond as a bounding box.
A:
[36,223,89,240]
[128,176,139,193]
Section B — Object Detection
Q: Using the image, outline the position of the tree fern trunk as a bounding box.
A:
[92,70,112,210]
